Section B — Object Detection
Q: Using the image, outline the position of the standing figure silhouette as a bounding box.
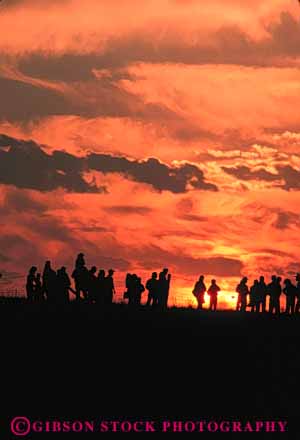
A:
[105,269,116,305]
[26,266,37,302]
[295,273,300,314]
[257,276,268,313]
[97,269,106,305]
[42,261,57,303]
[192,275,206,310]
[146,272,159,307]
[283,279,296,315]
[236,277,249,312]
[207,279,220,311]
[268,275,281,315]
[158,268,171,309]
[249,280,259,313]
[57,266,71,303]
[72,253,89,301]
[35,273,44,302]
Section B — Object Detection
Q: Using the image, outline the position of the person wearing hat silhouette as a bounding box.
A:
[105,269,116,305]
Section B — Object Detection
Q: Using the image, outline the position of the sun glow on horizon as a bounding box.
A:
[171,286,238,310]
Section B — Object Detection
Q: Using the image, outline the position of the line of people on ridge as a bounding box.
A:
[192,274,300,315]
[124,269,171,309]
[26,253,116,305]
[25,253,172,308]
[236,275,300,315]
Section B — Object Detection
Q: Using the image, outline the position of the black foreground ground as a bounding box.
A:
[0,299,299,436]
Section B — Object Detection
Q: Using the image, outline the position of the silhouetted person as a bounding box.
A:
[136,277,145,306]
[283,279,296,315]
[26,266,37,301]
[75,252,86,269]
[42,261,57,302]
[207,279,220,311]
[158,268,171,309]
[236,277,249,312]
[97,269,106,305]
[35,273,44,302]
[124,273,132,303]
[125,274,138,306]
[249,280,259,312]
[268,275,281,315]
[57,266,71,303]
[105,269,115,305]
[192,275,206,310]
[295,273,300,314]
[87,266,98,303]
[257,276,268,313]
[56,266,71,304]
[146,272,159,307]
[72,255,89,301]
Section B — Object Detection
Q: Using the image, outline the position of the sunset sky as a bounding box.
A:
[1,0,300,308]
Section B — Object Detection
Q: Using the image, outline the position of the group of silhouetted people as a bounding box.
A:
[192,274,300,315]
[123,268,171,309]
[192,276,221,311]
[26,253,116,305]
[25,255,300,315]
[236,275,300,315]
[26,253,172,309]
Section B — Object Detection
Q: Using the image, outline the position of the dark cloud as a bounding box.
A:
[88,154,217,193]
[0,134,217,193]
[0,70,203,141]
[0,134,102,193]
[18,55,136,82]
[1,11,298,99]
[277,165,300,191]
[0,77,75,121]
[14,12,297,71]
[222,165,279,182]
[272,210,300,230]
[2,0,70,8]
[245,203,300,230]
[178,214,208,222]
[104,206,153,215]
[134,245,243,277]
[222,164,300,191]
[0,75,149,122]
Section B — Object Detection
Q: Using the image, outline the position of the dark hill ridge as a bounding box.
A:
[0,301,299,423]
